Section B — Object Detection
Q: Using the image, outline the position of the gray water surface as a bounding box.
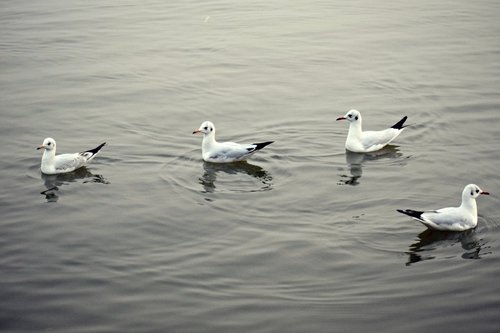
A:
[1,1,500,332]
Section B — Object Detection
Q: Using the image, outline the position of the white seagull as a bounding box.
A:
[37,137,106,175]
[336,109,408,153]
[397,184,490,231]
[192,121,273,163]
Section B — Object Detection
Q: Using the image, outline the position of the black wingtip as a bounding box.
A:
[391,116,408,130]
[84,142,106,155]
[397,209,423,219]
[252,141,274,151]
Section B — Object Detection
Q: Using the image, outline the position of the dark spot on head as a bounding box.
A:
[471,191,474,195]
[355,116,358,120]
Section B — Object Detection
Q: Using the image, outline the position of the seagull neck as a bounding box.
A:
[43,148,55,160]
[41,149,56,168]
[348,120,363,138]
[460,194,477,213]
[202,132,216,149]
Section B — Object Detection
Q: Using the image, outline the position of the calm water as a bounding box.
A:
[1,0,500,332]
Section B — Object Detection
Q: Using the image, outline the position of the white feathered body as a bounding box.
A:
[41,151,97,174]
[415,202,477,231]
[398,184,488,232]
[38,138,106,175]
[194,121,273,163]
[202,136,262,163]
[346,126,403,153]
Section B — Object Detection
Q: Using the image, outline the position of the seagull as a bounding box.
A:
[192,121,273,163]
[336,109,408,153]
[397,184,490,231]
[37,138,106,175]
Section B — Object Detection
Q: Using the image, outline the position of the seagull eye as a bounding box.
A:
[476,189,480,193]
[204,126,208,130]
[348,114,352,118]
[471,191,474,195]
[47,142,51,146]
[355,116,358,120]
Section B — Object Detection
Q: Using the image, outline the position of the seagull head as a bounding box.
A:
[336,109,361,123]
[464,184,490,199]
[193,121,215,136]
[37,137,56,151]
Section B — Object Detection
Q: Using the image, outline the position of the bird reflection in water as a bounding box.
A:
[199,161,272,193]
[405,229,487,266]
[339,145,403,186]
[40,167,109,202]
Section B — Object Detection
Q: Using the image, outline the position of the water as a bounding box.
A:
[1,0,500,332]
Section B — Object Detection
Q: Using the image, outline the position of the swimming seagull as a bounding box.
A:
[37,137,106,175]
[192,121,273,163]
[397,184,490,231]
[336,109,408,153]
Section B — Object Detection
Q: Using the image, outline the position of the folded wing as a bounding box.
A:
[361,128,402,152]
[54,153,87,173]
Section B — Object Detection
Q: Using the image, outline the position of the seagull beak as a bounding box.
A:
[481,191,490,195]
[37,145,45,150]
[192,129,201,134]
[336,117,346,121]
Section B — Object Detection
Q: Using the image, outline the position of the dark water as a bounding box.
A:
[1,1,500,332]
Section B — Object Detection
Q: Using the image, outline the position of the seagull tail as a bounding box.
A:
[391,116,408,130]
[82,142,106,160]
[396,209,424,219]
[251,141,274,151]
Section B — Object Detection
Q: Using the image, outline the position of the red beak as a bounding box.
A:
[481,191,490,195]
[37,145,44,150]
[336,117,346,121]
[192,129,201,134]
